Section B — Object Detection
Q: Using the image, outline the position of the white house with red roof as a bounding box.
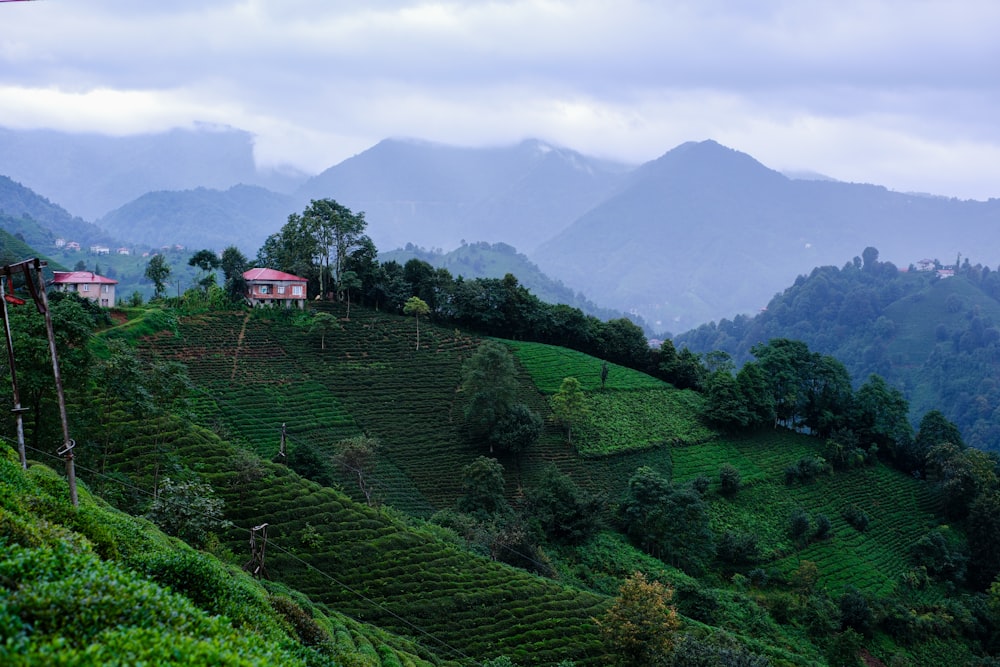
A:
[243,268,308,308]
[51,271,118,307]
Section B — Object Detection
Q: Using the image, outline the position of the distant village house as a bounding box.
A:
[51,271,117,307]
[243,268,307,309]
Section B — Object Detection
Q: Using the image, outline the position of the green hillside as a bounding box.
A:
[3,296,999,665]
[0,445,440,666]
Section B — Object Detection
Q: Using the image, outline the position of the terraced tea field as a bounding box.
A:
[668,430,944,596]
[93,407,610,666]
[506,340,668,393]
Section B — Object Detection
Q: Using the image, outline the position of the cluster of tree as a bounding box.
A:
[431,456,603,573]
[676,247,1000,452]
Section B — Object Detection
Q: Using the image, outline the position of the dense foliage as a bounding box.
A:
[678,247,1000,451]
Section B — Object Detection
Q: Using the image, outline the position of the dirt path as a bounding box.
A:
[231,312,251,381]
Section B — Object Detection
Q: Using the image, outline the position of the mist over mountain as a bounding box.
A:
[532,140,1000,333]
[2,127,999,336]
[298,138,629,254]
[0,125,306,220]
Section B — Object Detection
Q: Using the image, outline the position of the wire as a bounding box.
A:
[9,437,474,663]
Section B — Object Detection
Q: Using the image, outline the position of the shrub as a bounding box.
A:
[719,464,742,496]
[789,508,811,542]
[717,531,760,565]
[814,514,832,540]
[691,474,711,496]
[145,477,231,547]
[841,505,870,532]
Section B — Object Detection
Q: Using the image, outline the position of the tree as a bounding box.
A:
[461,340,519,442]
[340,269,361,319]
[220,245,249,303]
[188,249,221,292]
[457,456,508,517]
[789,507,812,544]
[301,198,367,301]
[333,435,380,506]
[144,254,171,299]
[488,403,542,457]
[620,467,714,573]
[5,292,94,448]
[908,410,964,474]
[524,465,603,544]
[550,376,589,447]
[850,374,913,460]
[403,296,430,350]
[704,371,750,430]
[146,477,231,547]
[719,463,742,496]
[968,490,1000,589]
[598,571,680,666]
[300,311,341,351]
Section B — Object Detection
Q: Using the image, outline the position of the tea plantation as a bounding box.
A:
[4,301,998,666]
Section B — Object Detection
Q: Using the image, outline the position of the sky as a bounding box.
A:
[1,0,998,200]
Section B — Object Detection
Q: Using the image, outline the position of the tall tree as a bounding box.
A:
[299,311,340,351]
[488,403,542,457]
[188,249,221,292]
[333,435,380,506]
[598,571,680,666]
[144,254,171,299]
[302,198,367,301]
[460,340,519,442]
[403,296,430,350]
[457,456,508,517]
[220,245,249,303]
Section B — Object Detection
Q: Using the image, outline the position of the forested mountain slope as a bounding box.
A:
[676,250,1000,451]
[97,184,294,255]
[532,140,1000,331]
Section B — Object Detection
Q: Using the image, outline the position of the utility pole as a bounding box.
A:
[1,259,78,505]
[244,523,269,579]
[278,422,287,459]
[0,275,28,469]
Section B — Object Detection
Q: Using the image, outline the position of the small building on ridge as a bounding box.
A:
[243,268,308,309]
[51,271,118,307]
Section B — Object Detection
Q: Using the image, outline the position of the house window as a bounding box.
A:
[81,284,90,292]
[101,285,109,293]
[277,285,286,294]
[292,285,303,296]
[259,285,270,294]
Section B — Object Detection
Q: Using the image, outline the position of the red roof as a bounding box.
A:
[243,268,307,282]
[51,271,118,285]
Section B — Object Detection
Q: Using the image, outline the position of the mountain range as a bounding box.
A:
[1,125,999,331]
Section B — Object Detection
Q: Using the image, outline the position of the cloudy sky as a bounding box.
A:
[1,0,998,199]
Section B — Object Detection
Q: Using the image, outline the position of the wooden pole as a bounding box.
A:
[0,274,28,469]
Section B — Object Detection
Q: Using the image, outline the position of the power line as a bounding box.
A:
[9,438,474,664]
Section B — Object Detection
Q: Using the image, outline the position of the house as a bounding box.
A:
[51,271,118,307]
[243,268,308,309]
[116,247,130,256]
[89,245,111,255]
[65,242,81,252]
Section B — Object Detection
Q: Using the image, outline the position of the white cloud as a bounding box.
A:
[0,0,998,199]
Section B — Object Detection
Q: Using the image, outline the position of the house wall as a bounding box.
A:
[59,282,116,306]
[246,280,307,309]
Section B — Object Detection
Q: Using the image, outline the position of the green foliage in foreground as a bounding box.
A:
[0,447,437,666]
